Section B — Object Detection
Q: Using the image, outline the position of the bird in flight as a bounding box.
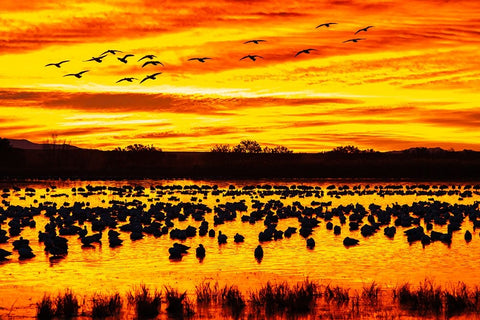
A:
[240,55,263,61]
[45,60,70,68]
[102,49,123,55]
[188,57,211,63]
[295,49,317,57]
[355,26,374,34]
[343,38,366,43]
[142,60,164,67]
[244,40,266,44]
[116,77,138,83]
[118,54,134,64]
[140,72,162,84]
[138,55,157,62]
[316,22,337,28]
[63,70,89,78]
[85,55,108,63]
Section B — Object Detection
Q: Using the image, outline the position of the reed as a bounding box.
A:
[394,280,442,314]
[165,286,195,317]
[444,282,474,316]
[91,293,122,318]
[36,295,55,320]
[195,281,221,304]
[55,289,79,318]
[221,285,245,311]
[324,284,350,304]
[127,284,161,318]
[362,281,381,304]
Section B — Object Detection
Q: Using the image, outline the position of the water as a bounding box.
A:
[0,179,479,318]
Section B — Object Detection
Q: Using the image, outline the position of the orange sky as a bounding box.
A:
[0,0,479,151]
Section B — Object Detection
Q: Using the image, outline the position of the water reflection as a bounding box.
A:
[0,179,480,318]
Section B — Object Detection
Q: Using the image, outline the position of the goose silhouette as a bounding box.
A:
[295,49,316,57]
[240,55,263,61]
[118,54,134,64]
[140,72,162,83]
[355,26,374,34]
[85,55,107,63]
[116,77,138,83]
[142,60,164,67]
[138,54,157,61]
[63,70,89,78]
[45,60,69,68]
[343,38,366,43]
[244,40,266,44]
[102,49,123,55]
[316,22,337,28]
[188,57,211,63]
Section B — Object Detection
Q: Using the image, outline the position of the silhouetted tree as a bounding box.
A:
[331,145,361,154]
[114,144,161,152]
[232,140,262,153]
[210,144,231,153]
[263,145,293,154]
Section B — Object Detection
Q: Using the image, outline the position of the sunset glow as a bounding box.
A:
[1,0,479,151]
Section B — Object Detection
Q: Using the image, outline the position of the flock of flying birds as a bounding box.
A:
[45,23,374,84]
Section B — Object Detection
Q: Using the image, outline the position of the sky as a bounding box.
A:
[0,0,479,152]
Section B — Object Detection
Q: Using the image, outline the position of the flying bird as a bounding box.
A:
[140,72,162,84]
[343,38,366,43]
[188,57,211,63]
[45,60,70,68]
[102,49,123,55]
[316,22,337,28]
[295,49,317,57]
[244,40,266,44]
[355,26,374,34]
[85,55,108,63]
[138,54,157,61]
[63,70,89,78]
[142,60,164,67]
[240,55,263,61]
[117,54,134,64]
[116,77,138,83]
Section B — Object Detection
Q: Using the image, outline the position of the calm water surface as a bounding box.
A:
[0,179,479,318]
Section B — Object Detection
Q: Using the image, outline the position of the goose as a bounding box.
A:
[295,49,316,57]
[140,72,162,83]
[45,60,70,68]
[63,70,89,78]
[117,54,134,64]
[355,26,374,34]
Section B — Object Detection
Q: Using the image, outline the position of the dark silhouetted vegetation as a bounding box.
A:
[55,289,79,318]
[127,284,162,318]
[91,293,122,318]
[0,137,12,152]
[114,144,161,152]
[36,295,55,320]
[210,140,293,154]
[165,286,195,317]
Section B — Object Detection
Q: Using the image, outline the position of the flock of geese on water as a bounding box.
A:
[44,23,374,84]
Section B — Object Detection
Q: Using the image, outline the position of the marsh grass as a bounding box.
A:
[362,281,381,305]
[55,289,79,318]
[36,295,55,320]
[91,293,122,318]
[127,284,161,318]
[195,281,221,304]
[165,286,195,317]
[324,284,350,305]
[220,285,245,316]
[249,279,318,315]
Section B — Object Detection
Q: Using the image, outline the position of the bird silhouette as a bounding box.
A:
[117,54,134,64]
[102,49,123,55]
[63,70,89,78]
[142,60,164,67]
[138,54,157,62]
[188,57,211,63]
[295,49,317,57]
[244,40,266,44]
[85,55,108,63]
[116,77,138,83]
[140,72,162,83]
[45,60,70,68]
[240,55,263,61]
[316,22,337,28]
[355,26,374,34]
[343,38,366,43]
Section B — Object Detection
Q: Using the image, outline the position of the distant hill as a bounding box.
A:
[7,139,81,150]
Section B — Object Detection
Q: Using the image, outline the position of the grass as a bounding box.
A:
[55,289,79,318]
[195,281,221,304]
[324,284,350,304]
[36,295,55,320]
[91,293,122,318]
[127,284,161,319]
[165,286,195,317]
[362,281,381,304]
[221,285,245,313]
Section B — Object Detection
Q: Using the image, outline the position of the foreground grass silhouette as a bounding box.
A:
[33,279,480,319]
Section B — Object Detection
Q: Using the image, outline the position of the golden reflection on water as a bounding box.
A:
[0,179,480,318]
